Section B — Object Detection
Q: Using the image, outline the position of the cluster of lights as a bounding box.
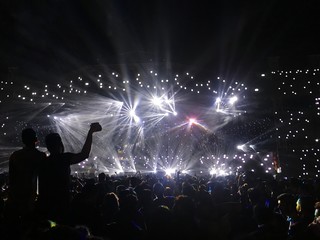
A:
[291,147,320,178]
[0,67,319,178]
[273,69,320,96]
[268,69,320,177]
[71,146,274,176]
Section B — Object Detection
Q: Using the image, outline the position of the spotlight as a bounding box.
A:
[152,96,162,107]
[165,168,175,175]
[165,98,172,104]
[129,110,136,117]
[189,118,196,125]
[129,110,140,123]
[229,96,238,105]
[210,168,217,175]
[210,168,228,176]
[237,144,245,151]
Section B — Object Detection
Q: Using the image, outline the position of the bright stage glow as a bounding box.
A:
[229,96,238,105]
[210,168,228,176]
[129,110,136,117]
[237,145,245,151]
[151,96,162,107]
[189,118,196,125]
[165,168,176,175]
[129,111,140,123]
[0,65,300,177]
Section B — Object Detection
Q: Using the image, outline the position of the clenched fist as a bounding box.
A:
[90,122,102,132]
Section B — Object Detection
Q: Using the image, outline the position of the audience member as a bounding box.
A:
[6,128,46,239]
[37,122,102,224]
[3,148,320,240]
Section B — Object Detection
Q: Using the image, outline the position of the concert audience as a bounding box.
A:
[1,159,320,239]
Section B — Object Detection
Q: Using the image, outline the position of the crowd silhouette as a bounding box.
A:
[1,123,320,239]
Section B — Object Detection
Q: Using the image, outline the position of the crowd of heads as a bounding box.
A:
[1,126,320,240]
[1,167,320,239]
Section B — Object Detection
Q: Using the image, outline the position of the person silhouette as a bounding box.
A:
[7,128,45,217]
[37,122,102,224]
[6,128,46,238]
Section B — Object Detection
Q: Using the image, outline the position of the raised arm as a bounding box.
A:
[70,122,102,165]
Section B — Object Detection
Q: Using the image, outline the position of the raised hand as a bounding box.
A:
[90,122,102,132]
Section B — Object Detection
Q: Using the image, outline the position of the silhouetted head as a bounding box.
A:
[314,202,320,218]
[153,182,165,197]
[22,128,38,147]
[277,193,296,217]
[172,195,195,218]
[296,196,315,219]
[102,192,119,212]
[45,133,64,154]
[253,204,273,225]
[98,172,106,182]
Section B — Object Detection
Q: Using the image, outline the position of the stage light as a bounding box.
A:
[189,118,196,125]
[237,145,245,151]
[129,109,140,123]
[165,168,175,175]
[210,168,217,175]
[210,168,228,176]
[165,98,172,104]
[129,110,135,117]
[152,96,162,107]
[229,96,238,105]
[219,169,227,176]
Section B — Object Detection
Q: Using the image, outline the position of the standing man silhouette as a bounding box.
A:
[37,122,102,224]
[6,128,46,237]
